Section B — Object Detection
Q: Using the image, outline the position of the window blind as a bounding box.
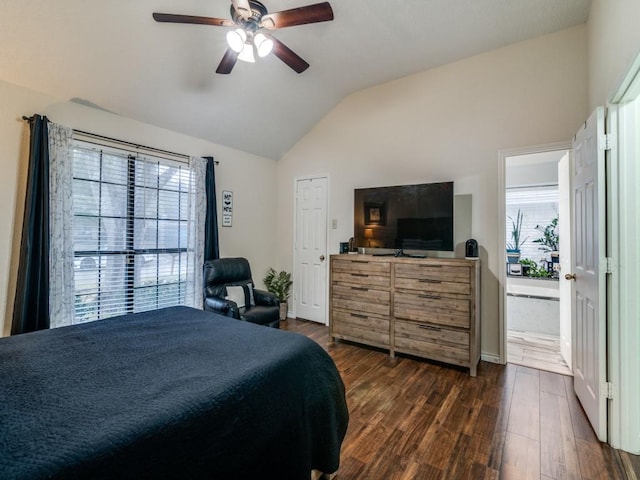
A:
[505,185,559,264]
[72,143,194,322]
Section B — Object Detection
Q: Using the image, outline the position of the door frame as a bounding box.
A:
[497,141,572,365]
[606,52,640,454]
[291,174,330,324]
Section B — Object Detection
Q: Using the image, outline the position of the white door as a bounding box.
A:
[294,177,328,323]
[571,107,607,441]
[558,152,572,370]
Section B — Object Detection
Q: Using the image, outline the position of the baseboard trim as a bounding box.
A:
[481,353,503,364]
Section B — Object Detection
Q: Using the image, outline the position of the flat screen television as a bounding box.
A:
[354,181,454,252]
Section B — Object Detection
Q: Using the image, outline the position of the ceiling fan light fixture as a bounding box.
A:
[226,28,247,53]
[254,33,273,57]
[238,42,256,63]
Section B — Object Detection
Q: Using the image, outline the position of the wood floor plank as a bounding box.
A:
[501,432,541,479]
[539,390,581,480]
[280,318,630,480]
[508,329,572,376]
[507,368,540,441]
[540,369,568,396]
[620,451,640,480]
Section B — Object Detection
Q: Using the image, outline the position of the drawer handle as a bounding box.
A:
[353,261,369,264]
[418,324,441,331]
[351,273,369,277]
[419,294,441,300]
[420,264,441,268]
[419,279,442,283]
[351,287,369,291]
[350,313,368,319]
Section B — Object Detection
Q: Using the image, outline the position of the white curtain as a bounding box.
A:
[48,122,75,328]
[186,156,207,309]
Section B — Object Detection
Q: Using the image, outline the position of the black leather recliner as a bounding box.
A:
[203,257,280,328]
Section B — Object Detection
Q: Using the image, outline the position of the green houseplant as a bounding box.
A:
[518,258,551,278]
[533,217,559,253]
[506,209,528,263]
[263,268,293,321]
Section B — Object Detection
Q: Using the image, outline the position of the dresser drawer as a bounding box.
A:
[331,283,390,317]
[395,263,470,282]
[394,291,470,329]
[331,270,390,288]
[332,259,391,288]
[394,320,469,363]
[332,310,390,346]
[332,259,391,275]
[394,263,470,295]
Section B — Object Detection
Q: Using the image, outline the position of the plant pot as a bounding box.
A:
[279,302,288,321]
[550,251,559,263]
[506,249,520,264]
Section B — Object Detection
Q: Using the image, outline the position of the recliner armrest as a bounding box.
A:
[253,289,280,307]
[204,296,239,319]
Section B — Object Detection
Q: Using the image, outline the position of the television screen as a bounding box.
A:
[354,181,454,252]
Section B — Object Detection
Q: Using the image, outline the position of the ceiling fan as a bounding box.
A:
[153,0,334,74]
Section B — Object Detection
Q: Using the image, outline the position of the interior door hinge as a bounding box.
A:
[605,257,615,274]
[602,382,614,400]
[604,133,615,150]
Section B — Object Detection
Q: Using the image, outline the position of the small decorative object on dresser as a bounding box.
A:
[329,254,481,376]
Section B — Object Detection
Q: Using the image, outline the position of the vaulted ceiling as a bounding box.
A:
[0,0,591,159]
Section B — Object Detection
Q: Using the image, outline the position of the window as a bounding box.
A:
[505,185,559,263]
[72,143,196,323]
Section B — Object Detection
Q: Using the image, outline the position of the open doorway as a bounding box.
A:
[503,148,572,376]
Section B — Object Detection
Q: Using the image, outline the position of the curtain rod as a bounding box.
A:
[22,116,219,165]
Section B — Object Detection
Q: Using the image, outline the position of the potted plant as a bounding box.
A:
[518,258,537,277]
[519,258,552,278]
[506,209,528,264]
[263,268,293,321]
[533,217,559,264]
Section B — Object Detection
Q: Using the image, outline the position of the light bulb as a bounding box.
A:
[237,42,255,63]
[254,33,273,57]
[226,28,246,53]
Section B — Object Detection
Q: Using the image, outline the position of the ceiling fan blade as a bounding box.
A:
[260,2,333,29]
[153,13,234,27]
[216,49,239,74]
[231,0,252,19]
[270,37,309,73]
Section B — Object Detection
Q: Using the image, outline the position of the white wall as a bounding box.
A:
[588,0,640,109]
[0,79,277,337]
[276,26,588,358]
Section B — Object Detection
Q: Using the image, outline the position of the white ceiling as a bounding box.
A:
[0,0,591,159]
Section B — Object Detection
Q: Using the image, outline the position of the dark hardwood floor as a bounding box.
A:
[282,318,637,480]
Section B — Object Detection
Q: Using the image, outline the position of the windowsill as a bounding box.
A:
[507,275,559,299]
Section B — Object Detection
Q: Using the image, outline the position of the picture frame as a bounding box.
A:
[364,202,386,226]
[222,190,233,227]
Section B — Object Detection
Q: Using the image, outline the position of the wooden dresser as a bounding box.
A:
[329,254,480,376]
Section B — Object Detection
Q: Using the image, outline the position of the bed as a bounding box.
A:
[0,306,349,479]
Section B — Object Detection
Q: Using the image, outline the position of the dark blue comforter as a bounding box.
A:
[0,307,348,479]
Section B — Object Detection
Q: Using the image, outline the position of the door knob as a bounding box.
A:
[319,255,325,261]
[565,273,576,281]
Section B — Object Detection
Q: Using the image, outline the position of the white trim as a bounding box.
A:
[497,141,572,366]
[481,353,502,364]
[292,174,330,325]
[606,104,621,449]
[610,50,640,104]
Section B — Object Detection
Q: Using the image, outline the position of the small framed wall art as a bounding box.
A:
[364,201,386,226]
[222,190,233,227]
